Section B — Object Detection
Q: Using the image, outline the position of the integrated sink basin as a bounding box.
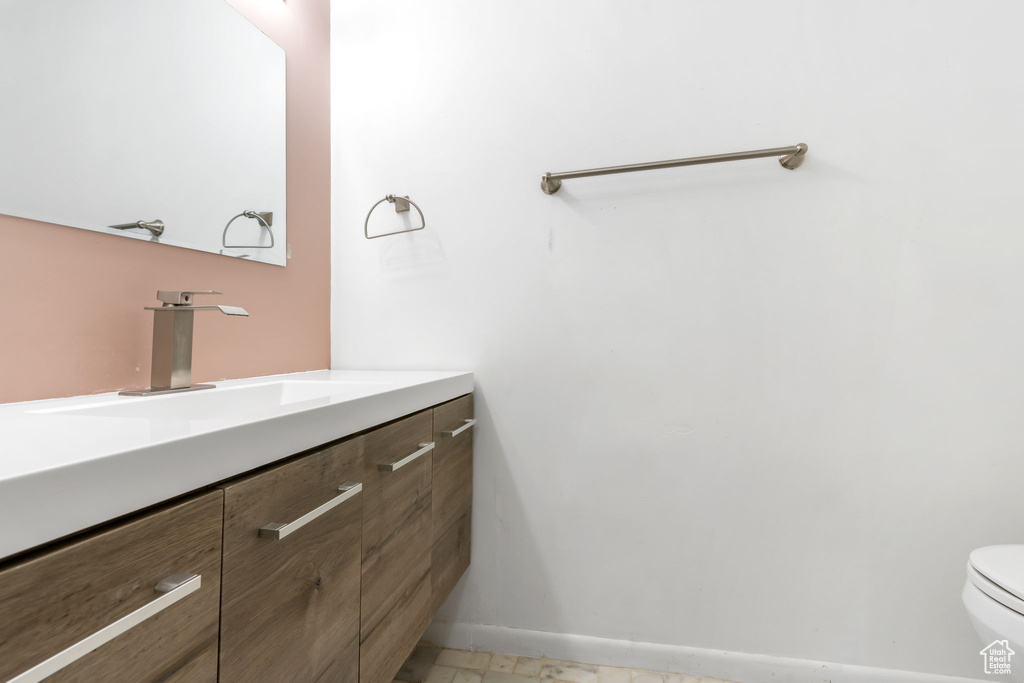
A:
[31,380,398,421]
[1,369,474,560]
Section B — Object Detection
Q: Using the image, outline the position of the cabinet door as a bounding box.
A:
[360,410,434,683]
[431,394,474,614]
[219,437,363,683]
[0,491,223,683]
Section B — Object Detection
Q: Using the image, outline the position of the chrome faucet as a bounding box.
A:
[120,290,249,396]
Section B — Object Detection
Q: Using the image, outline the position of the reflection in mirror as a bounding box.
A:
[0,0,287,266]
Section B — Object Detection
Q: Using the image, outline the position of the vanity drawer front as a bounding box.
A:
[219,437,363,683]
[431,394,474,613]
[432,394,474,543]
[360,409,434,683]
[0,491,223,683]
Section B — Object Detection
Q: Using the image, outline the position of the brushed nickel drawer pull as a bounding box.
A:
[443,419,476,438]
[259,482,363,540]
[379,442,435,472]
[8,573,201,683]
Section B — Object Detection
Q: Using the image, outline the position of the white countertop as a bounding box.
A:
[0,369,474,560]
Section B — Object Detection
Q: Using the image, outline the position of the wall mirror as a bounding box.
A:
[0,0,287,266]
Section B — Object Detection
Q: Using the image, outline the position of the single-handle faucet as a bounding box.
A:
[120,290,249,396]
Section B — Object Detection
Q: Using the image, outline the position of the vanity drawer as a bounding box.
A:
[219,437,363,683]
[431,394,474,614]
[360,409,434,683]
[0,491,223,683]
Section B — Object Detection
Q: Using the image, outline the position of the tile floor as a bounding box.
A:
[396,645,736,683]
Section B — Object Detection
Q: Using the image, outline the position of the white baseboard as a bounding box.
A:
[422,621,987,683]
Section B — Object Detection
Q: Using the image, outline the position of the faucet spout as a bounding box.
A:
[171,304,250,317]
[216,305,249,317]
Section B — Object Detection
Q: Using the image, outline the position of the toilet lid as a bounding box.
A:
[970,545,1024,602]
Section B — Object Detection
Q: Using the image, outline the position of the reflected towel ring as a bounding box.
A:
[223,210,275,249]
[364,195,426,239]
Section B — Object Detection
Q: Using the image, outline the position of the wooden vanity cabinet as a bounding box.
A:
[218,437,364,683]
[430,394,475,615]
[0,393,475,683]
[0,491,223,683]
[359,409,434,683]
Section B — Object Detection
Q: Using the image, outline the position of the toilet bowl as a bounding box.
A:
[963,545,1024,682]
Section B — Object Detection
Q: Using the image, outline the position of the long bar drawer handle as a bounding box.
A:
[8,573,201,683]
[259,482,363,540]
[379,442,435,472]
[444,418,477,438]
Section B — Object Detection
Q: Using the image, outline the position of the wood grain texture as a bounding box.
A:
[431,394,474,614]
[0,491,223,682]
[219,437,363,683]
[431,511,471,615]
[360,409,433,683]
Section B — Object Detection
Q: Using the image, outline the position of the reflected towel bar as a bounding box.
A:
[222,210,275,250]
[109,219,165,237]
[540,143,808,194]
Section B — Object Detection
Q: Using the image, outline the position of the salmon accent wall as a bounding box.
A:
[0,0,330,404]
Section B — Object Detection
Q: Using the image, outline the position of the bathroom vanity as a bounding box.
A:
[0,371,474,683]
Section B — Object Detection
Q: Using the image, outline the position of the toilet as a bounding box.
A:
[964,545,1024,681]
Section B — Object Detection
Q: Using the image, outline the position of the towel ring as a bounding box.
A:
[364,195,426,240]
[223,210,275,249]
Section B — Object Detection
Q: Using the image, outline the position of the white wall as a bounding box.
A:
[331,2,1024,679]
